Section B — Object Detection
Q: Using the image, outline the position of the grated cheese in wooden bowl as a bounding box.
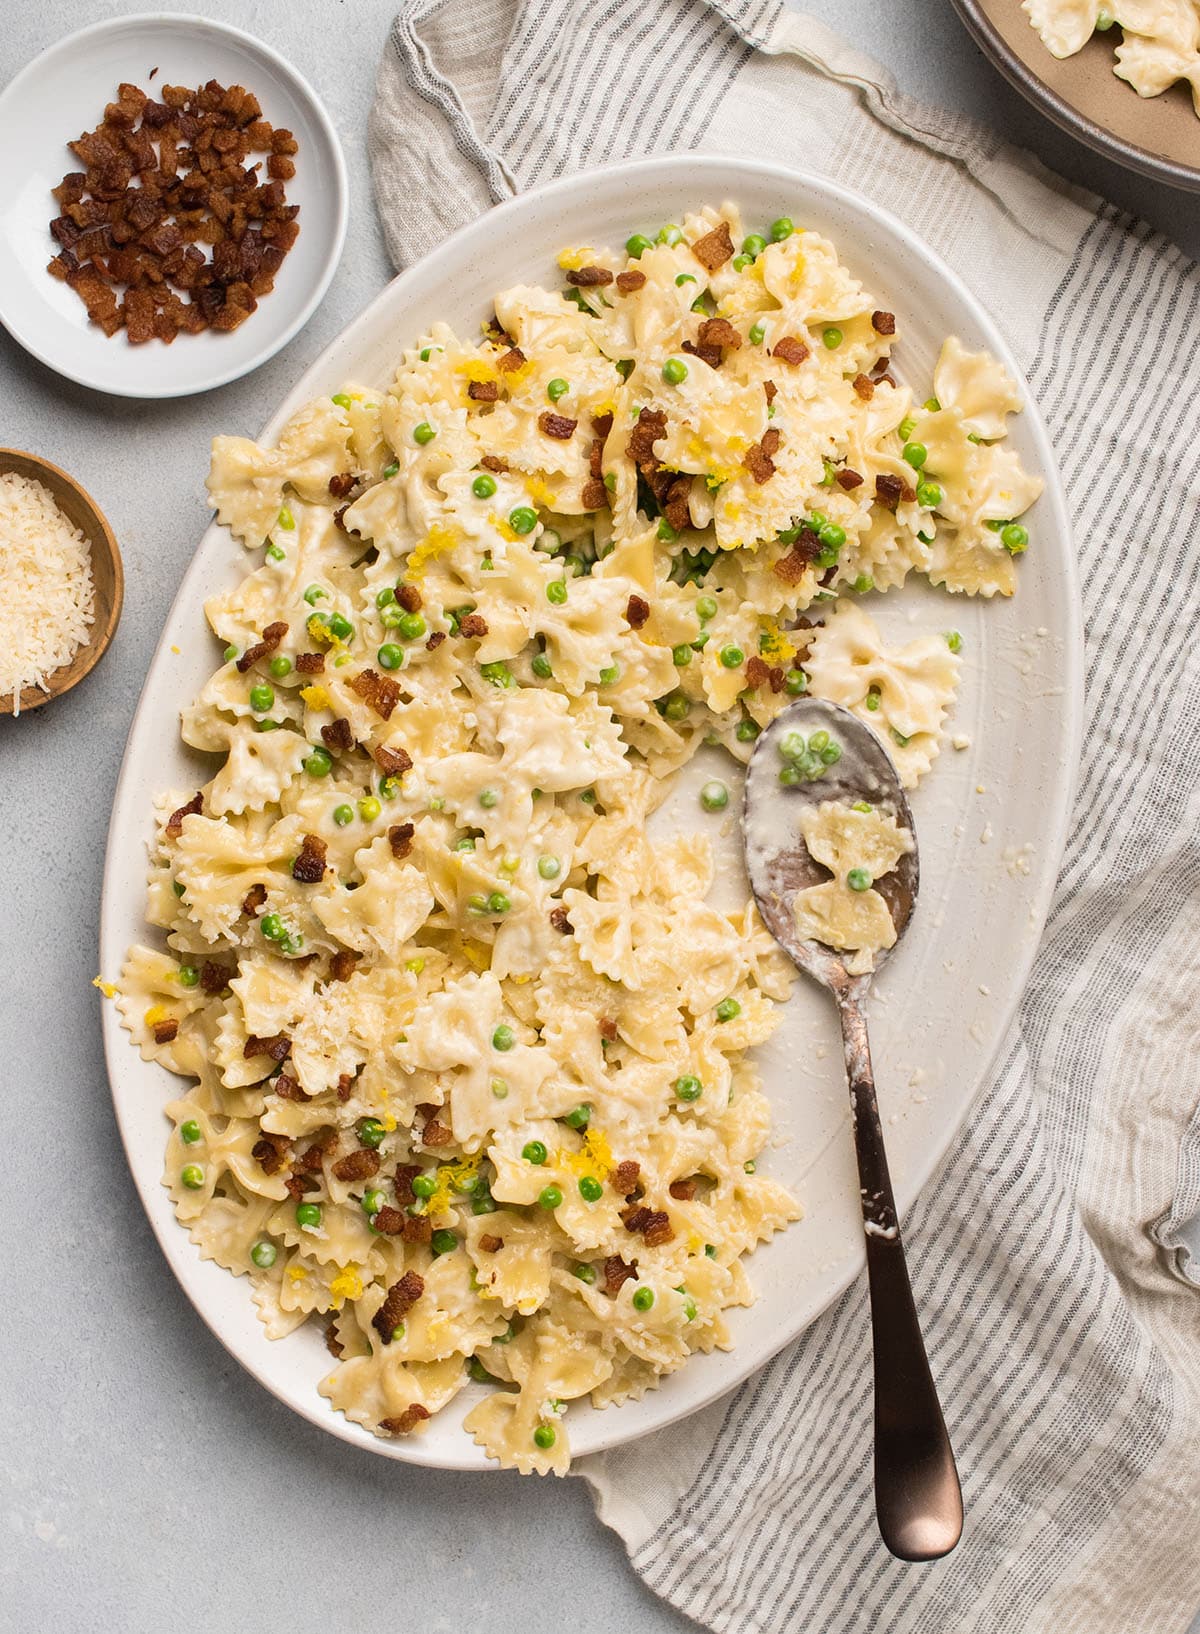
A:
[0,471,95,714]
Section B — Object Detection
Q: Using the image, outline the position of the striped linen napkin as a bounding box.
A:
[369,5,1200,1628]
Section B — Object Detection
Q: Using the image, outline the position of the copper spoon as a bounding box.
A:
[742,697,963,1562]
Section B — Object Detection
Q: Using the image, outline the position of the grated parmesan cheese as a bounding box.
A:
[0,472,95,713]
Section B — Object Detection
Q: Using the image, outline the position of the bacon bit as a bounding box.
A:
[426,631,446,650]
[166,792,202,838]
[457,612,488,638]
[612,1160,640,1197]
[538,411,577,440]
[661,475,693,533]
[682,340,722,370]
[761,428,782,457]
[396,583,422,613]
[328,471,357,498]
[603,1255,638,1296]
[773,528,822,584]
[763,379,777,404]
[320,717,354,752]
[589,439,605,480]
[772,336,809,366]
[332,1148,381,1182]
[292,833,327,883]
[615,269,646,293]
[744,655,785,692]
[622,1205,674,1247]
[698,316,741,351]
[479,454,508,473]
[236,620,288,673]
[371,1204,405,1234]
[252,1134,290,1175]
[333,504,358,536]
[566,265,612,286]
[549,906,573,935]
[329,949,360,983]
[241,882,267,917]
[273,1073,311,1103]
[402,1215,433,1244]
[373,743,413,776]
[852,374,875,401]
[626,594,650,630]
[581,477,609,510]
[477,1234,504,1253]
[836,467,863,491]
[284,1172,318,1198]
[690,220,733,271]
[348,667,401,720]
[336,1073,354,1102]
[394,1163,420,1206]
[199,960,229,995]
[381,1404,430,1435]
[325,1322,344,1359]
[742,439,777,485]
[244,1032,290,1061]
[467,380,500,402]
[591,411,614,438]
[875,473,904,511]
[298,1133,333,1172]
[373,1270,425,1343]
[388,822,414,860]
[598,1016,618,1043]
[627,407,667,469]
[669,1178,697,1201]
[151,1017,179,1045]
[871,310,896,335]
[422,1117,453,1147]
[496,346,526,373]
[295,651,325,674]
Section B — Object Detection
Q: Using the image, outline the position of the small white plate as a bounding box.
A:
[101,155,1083,1468]
[0,13,347,398]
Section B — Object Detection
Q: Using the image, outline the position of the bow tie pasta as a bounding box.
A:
[1023,0,1200,118]
[115,201,1040,1473]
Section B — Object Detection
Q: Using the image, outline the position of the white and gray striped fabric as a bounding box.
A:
[369,6,1200,1628]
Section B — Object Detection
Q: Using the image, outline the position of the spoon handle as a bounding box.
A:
[836,987,963,1562]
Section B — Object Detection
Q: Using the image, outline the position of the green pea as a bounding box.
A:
[579,1177,603,1203]
[265,544,286,563]
[865,689,881,711]
[657,518,678,542]
[705,1243,718,1259]
[1096,6,1114,26]
[547,378,569,402]
[681,1292,698,1322]
[672,643,692,668]
[377,643,403,671]
[470,473,498,503]
[250,1240,277,1269]
[700,780,729,813]
[303,585,326,605]
[538,1184,563,1209]
[177,966,199,990]
[453,836,476,852]
[303,747,333,777]
[331,392,352,409]
[736,718,760,742]
[412,1173,438,1198]
[946,631,963,653]
[533,1424,557,1450]
[467,892,489,915]
[770,217,794,241]
[675,273,696,286]
[691,296,710,313]
[546,580,568,605]
[472,1192,497,1214]
[356,1118,385,1150]
[742,233,767,257]
[269,654,292,679]
[674,1075,702,1102]
[719,645,744,669]
[848,868,873,892]
[819,522,846,551]
[383,461,400,479]
[924,397,941,412]
[180,1118,202,1143]
[333,804,354,827]
[632,1286,655,1311]
[715,998,741,1022]
[1002,523,1029,554]
[820,741,841,766]
[296,1202,322,1228]
[509,507,538,536]
[487,892,511,914]
[277,507,295,531]
[527,652,551,681]
[249,683,274,713]
[748,323,767,350]
[657,223,683,245]
[731,254,751,271]
[431,1229,458,1256]
[892,729,911,747]
[902,441,928,469]
[413,422,436,445]
[780,730,806,761]
[354,797,381,828]
[522,1140,548,1165]
[491,1077,509,1100]
[260,913,284,941]
[477,788,498,811]
[398,612,426,640]
[809,729,829,752]
[851,574,874,594]
[822,326,843,349]
[599,665,620,686]
[696,594,718,622]
[563,1104,592,1130]
[362,1188,386,1218]
[579,789,596,804]
[662,693,689,722]
[467,1356,495,1384]
[328,612,354,641]
[626,233,654,258]
[744,1160,757,1174]
[916,482,943,509]
[493,1025,515,1052]
[573,1259,598,1280]
[662,357,688,385]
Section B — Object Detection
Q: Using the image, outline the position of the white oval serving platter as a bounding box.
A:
[0,13,347,399]
[100,154,1083,1469]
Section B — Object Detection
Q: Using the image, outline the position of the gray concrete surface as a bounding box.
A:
[2,3,1195,1632]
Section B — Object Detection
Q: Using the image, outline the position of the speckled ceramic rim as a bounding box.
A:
[948,0,1200,192]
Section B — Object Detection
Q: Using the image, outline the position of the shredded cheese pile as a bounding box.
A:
[0,472,96,712]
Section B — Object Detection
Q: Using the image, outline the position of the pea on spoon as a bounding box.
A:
[742,696,963,1563]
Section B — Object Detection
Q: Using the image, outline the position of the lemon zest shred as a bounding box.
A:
[329,1264,364,1309]
[525,477,557,510]
[144,1005,168,1027]
[299,684,330,711]
[306,613,337,648]
[92,976,116,999]
[757,620,797,664]
[556,246,597,272]
[408,524,460,580]
[286,1264,309,1282]
[456,359,499,385]
[561,1126,614,1180]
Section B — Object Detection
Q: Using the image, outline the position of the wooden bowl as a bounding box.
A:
[0,448,123,715]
